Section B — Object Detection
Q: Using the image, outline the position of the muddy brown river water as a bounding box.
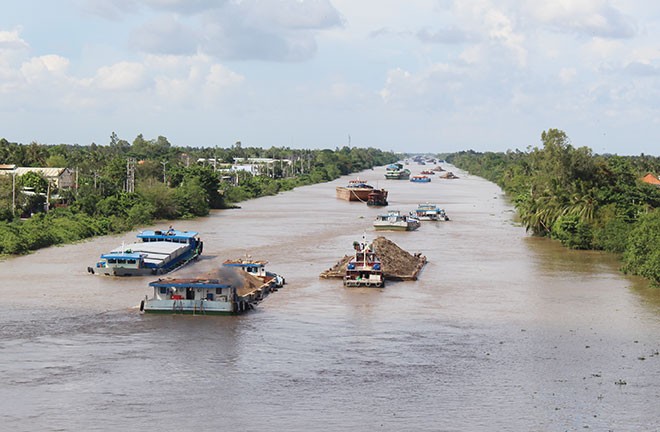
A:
[2,164,660,431]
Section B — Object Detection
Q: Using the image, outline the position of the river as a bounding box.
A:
[1,164,659,432]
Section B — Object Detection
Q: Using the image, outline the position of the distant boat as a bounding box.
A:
[410,175,431,183]
[367,188,389,206]
[336,178,374,201]
[89,229,203,276]
[373,210,421,231]
[413,203,450,221]
[385,163,411,180]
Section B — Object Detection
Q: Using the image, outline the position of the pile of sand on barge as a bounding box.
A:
[319,236,426,281]
[168,266,268,297]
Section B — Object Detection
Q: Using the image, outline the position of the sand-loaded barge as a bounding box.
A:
[140,258,284,315]
[320,236,426,282]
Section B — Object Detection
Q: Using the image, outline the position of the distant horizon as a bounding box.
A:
[2,134,656,159]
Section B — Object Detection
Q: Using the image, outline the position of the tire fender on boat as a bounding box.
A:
[139,300,145,312]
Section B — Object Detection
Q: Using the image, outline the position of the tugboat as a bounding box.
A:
[140,259,285,315]
[373,210,421,231]
[344,236,385,288]
[367,188,389,206]
[90,228,203,276]
[413,203,450,221]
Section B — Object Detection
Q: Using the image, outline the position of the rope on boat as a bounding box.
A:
[350,189,369,203]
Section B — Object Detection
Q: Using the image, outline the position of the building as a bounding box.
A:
[0,166,75,189]
[641,173,660,186]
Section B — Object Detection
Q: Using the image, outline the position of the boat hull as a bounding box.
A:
[367,189,388,206]
[373,223,419,231]
[384,172,410,180]
[143,299,238,315]
[93,247,201,276]
[336,187,372,201]
[99,267,156,276]
[344,278,384,288]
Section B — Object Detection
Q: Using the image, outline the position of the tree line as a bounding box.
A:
[0,134,398,255]
[446,129,660,286]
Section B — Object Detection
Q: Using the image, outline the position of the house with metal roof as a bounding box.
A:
[0,166,75,189]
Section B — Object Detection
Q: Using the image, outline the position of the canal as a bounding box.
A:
[1,164,659,431]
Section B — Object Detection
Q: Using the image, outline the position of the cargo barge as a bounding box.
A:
[90,228,203,276]
[140,259,284,315]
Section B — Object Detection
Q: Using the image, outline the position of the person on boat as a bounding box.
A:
[167,225,174,235]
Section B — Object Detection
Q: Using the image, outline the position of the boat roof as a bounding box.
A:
[149,279,232,289]
[223,259,267,268]
[101,241,188,261]
[138,229,198,240]
[100,252,145,260]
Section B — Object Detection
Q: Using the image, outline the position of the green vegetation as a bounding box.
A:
[447,129,660,286]
[0,135,398,256]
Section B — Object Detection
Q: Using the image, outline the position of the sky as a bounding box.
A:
[1,0,659,155]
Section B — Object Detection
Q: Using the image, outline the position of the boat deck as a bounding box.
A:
[108,242,188,265]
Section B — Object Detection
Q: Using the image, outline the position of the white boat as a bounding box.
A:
[373,210,421,231]
[140,259,284,315]
[413,203,450,221]
[89,228,203,276]
[384,163,411,180]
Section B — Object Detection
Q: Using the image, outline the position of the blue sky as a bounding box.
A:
[1,0,659,155]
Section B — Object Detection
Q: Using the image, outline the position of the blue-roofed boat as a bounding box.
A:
[140,258,284,315]
[410,175,431,183]
[89,228,203,276]
[413,203,450,221]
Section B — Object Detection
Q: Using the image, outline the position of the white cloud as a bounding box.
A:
[20,55,70,82]
[206,64,244,89]
[525,0,637,38]
[130,14,198,55]
[92,61,147,91]
[196,1,342,62]
[0,29,29,51]
[559,67,577,84]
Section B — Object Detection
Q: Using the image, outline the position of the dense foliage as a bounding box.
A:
[447,129,660,285]
[0,135,398,255]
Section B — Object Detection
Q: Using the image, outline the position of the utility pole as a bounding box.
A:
[11,170,16,217]
[126,158,136,193]
[161,161,168,184]
[45,181,51,213]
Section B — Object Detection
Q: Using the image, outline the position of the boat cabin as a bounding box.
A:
[344,238,385,288]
